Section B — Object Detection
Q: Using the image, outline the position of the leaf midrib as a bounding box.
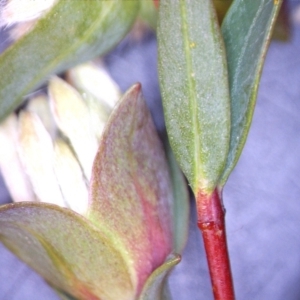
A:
[179,0,200,191]
[220,0,281,184]
[223,2,264,177]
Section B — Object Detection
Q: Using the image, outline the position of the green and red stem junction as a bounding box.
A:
[197,188,235,300]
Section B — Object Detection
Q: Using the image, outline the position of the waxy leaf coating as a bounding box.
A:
[0,0,139,122]
[158,0,231,194]
[219,0,283,184]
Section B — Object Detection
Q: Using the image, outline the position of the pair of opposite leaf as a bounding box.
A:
[0,0,285,196]
[0,65,189,299]
[157,0,283,198]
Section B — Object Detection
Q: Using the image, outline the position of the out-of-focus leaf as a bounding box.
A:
[0,202,134,300]
[27,94,56,138]
[219,0,283,185]
[18,111,66,207]
[164,139,189,254]
[139,0,158,30]
[88,83,173,295]
[157,0,231,194]
[65,62,121,142]
[138,254,181,300]
[48,76,99,181]
[0,0,139,122]
[66,62,121,110]
[53,139,89,215]
[0,114,35,202]
[214,0,288,39]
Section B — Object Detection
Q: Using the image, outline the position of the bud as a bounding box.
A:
[49,76,99,181]
[0,114,35,202]
[18,110,67,208]
[66,62,121,141]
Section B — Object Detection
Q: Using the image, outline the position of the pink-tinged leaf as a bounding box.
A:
[0,202,134,300]
[88,83,173,296]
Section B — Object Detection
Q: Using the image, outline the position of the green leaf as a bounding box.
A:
[0,202,134,300]
[219,0,283,185]
[138,254,181,300]
[164,138,189,254]
[87,84,174,295]
[139,0,158,30]
[0,0,139,122]
[157,0,231,194]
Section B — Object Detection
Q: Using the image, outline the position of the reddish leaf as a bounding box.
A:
[87,84,173,296]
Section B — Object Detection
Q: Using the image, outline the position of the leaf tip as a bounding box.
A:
[131,82,142,94]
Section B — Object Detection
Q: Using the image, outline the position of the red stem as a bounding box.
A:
[197,188,235,300]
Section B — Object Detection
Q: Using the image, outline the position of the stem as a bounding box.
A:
[196,188,235,300]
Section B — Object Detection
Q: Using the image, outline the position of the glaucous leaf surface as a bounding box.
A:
[0,0,139,122]
[0,203,134,300]
[219,0,283,184]
[157,0,231,194]
[88,84,174,296]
